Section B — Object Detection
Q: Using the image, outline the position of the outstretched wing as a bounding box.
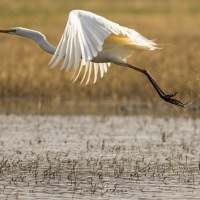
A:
[49,10,157,84]
[49,10,124,67]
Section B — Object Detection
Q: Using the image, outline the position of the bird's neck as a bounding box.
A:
[37,38,56,55]
[18,29,56,55]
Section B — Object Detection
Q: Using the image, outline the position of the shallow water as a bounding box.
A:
[0,114,200,199]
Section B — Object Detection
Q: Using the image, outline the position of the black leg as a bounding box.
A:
[125,63,186,108]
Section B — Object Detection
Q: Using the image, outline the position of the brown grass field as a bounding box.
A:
[0,0,200,109]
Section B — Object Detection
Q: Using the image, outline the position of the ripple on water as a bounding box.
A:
[0,114,199,199]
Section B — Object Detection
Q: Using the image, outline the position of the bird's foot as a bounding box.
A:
[162,93,186,108]
[165,92,178,98]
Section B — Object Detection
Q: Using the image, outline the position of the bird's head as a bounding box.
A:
[0,27,21,35]
[0,27,32,36]
[0,28,32,40]
[0,27,46,42]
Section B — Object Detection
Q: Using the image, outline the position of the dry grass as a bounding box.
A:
[0,0,200,106]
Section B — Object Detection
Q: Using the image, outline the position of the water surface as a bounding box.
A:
[0,114,200,199]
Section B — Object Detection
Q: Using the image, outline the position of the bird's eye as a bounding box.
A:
[12,29,16,33]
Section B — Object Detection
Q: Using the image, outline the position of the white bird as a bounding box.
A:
[0,10,185,107]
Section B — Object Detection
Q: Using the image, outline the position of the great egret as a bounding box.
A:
[0,10,185,107]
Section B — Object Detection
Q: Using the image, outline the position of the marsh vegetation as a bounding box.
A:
[0,115,200,199]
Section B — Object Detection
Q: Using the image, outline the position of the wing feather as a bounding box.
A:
[77,30,87,65]
[81,28,95,60]
[49,9,157,84]
[93,63,98,83]
[85,62,93,85]
[49,35,63,67]
[72,61,84,83]
[99,63,104,78]
[81,25,98,57]
[51,35,67,68]
[66,37,75,71]
[73,31,81,70]
[60,36,71,70]
[103,63,108,73]
[80,62,89,84]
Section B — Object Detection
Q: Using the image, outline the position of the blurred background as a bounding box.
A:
[0,0,199,114]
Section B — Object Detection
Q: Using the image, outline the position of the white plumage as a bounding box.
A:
[49,10,157,84]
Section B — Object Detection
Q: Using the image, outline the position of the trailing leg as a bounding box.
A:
[125,63,186,107]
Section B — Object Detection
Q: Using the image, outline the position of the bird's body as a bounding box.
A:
[0,10,185,107]
[92,33,152,63]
